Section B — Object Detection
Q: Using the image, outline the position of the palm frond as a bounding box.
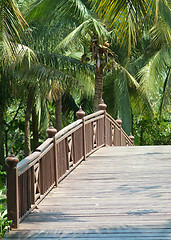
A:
[138,46,171,111]
[26,0,91,24]
[159,68,171,115]
[37,52,95,95]
[55,19,110,53]
[0,0,30,67]
[55,20,91,52]
[103,70,132,134]
[89,0,158,54]
[117,63,154,118]
[159,0,171,28]
[16,44,37,67]
[150,19,171,48]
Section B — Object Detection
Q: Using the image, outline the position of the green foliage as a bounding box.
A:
[133,113,171,145]
[0,0,170,170]
[0,167,11,238]
[4,102,25,160]
[0,166,7,208]
[0,205,11,238]
[0,166,6,189]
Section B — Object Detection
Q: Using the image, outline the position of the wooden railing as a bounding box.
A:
[6,103,134,228]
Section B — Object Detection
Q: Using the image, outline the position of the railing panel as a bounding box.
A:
[56,139,67,179]
[6,109,134,228]
[121,131,127,146]
[106,118,112,145]
[30,167,34,205]
[85,122,93,155]
[18,170,31,219]
[18,174,22,218]
[114,125,121,146]
[73,127,84,164]
[39,146,55,195]
[97,118,105,147]
[39,147,55,195]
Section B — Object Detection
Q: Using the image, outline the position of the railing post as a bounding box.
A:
[99,100,107,146]
[76,106,86,160]
[116,117,122,146]
[46,122,58,186]
[129,133,135,146]
[6,149,19,228]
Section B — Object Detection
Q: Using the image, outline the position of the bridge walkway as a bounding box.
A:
[4,145,171,239]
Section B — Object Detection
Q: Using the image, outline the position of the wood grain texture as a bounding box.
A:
[4,145,171,239]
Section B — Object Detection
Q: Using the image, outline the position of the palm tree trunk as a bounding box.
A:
[32,106,39,151]
[25,89,34,157]
[159,69,170,118]
[55,93,62,131]
[92,34,104,111]
[94,63,103,111]
[0,105,5,166]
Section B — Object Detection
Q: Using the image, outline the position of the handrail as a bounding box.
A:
[5,106,134,228]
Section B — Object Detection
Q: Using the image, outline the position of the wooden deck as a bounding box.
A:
[4,145,171,239]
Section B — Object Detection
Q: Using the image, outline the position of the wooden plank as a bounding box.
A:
[4,145,171,239]
[4,231,171,239]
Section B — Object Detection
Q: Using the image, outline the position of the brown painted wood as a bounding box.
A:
[6,163,19,228]
[12,111,133,226]
[4,145,171,239]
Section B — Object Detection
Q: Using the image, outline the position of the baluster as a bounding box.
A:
[67,135,73,168]
[93,121,97,148]
[34,162,41,201]
[112,124,115,145]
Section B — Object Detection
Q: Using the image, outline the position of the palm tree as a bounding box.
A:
[88,0,171,132]
[89,0,156,54]
[54,1,155,129]
[0,0,33,165]
[23,0,170,139]
[20,0,95,128]
[26,0,155,114]
[138,0,171,116]
[21,0,111,111]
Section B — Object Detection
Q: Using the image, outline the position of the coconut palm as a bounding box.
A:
[88,0,170,131]
[89,0,157,54]
[23,0,154,136]
[0,0,34,165]
[18,0,95,131]
[21,0,111,111]
[138,0,171,116]
[17,2,95,156]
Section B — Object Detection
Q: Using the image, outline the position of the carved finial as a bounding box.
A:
[46,122,57,138]
[99,99,107,110]
[129,132,134,142]
[10,148,14,156]
[116,116,122,126]
[76,106,85,119]
[6,149,19,167]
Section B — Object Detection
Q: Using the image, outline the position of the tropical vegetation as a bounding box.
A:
[0,0,171,235]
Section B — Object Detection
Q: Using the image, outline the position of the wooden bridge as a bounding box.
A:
[4,104,171,239]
